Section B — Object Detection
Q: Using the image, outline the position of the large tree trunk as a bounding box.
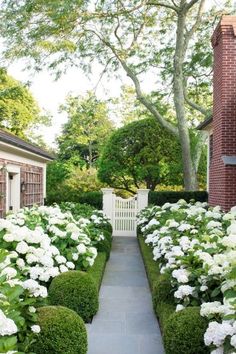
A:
[173,10,198,191]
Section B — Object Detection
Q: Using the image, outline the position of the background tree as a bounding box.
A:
[0,68,50,139]
[58,92,114,168]
[0,0,232,189]
[98,118,183,193]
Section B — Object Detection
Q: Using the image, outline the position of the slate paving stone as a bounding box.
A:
[87,237,165,354]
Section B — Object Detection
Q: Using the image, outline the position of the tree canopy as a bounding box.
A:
[0,68,50,138]
[98,118,183,193]
[58,91,114,168]
[0,0,232,189]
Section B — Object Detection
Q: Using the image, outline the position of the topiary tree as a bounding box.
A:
[32,306,87,354]
[48,271,99,322]
[163,307,209,354]
[98,118,182,193]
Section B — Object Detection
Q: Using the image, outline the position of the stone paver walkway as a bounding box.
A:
[86,236,165,354]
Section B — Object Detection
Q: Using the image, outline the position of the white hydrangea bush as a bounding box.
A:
[0,205,111,286]
[0,249,46,353]
[137,200,236,354]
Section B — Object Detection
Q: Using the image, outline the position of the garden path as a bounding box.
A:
[86,237,165,354]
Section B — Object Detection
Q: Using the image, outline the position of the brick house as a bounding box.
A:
[198,16,236,211]
[0,129,54,218]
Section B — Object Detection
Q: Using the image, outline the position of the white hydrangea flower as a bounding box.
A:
[31,325,41,333]
[174,285,195,299]
[204,321,234,347]
[172,268,190,284]
[0,309,18,336]
[77,244,87,254]
[16,241,29,254]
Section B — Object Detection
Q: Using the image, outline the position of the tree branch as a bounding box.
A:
[184,89,211,116]
[185,0,201,10]
[193,130,208,171]
[184,0,206,50]
[118,60,179,136]
[147,1,178,11]
[86,28,179,137]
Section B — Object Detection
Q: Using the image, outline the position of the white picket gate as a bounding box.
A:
[113,196,138,236]
[101,189,149,237]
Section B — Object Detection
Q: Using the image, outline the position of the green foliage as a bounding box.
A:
[46,160,72,203]
[0,68,50,138]
[48,271,99,322]
[148,190,208,206]
[32,306,87,354]
[60,202,96,219]
[0,1,233,189]
[77,191,103,209]
[46,162,105,206]
[163,307,209,354]
[98,118,182,192]
[58,92,114,168]
[87,252,107,290]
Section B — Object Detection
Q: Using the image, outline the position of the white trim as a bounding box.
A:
[5,164,21,174]
[0,141,52,162]
[6,166,21,212]
[0,149,48,168]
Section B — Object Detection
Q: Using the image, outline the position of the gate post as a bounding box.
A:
[137,189,149,212]
[101,188,114,222]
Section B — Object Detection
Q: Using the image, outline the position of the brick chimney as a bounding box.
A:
[209,16,236,211]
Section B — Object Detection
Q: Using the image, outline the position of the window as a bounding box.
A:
[23,169,43,207]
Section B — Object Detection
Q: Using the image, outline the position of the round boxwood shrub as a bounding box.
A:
[32,306,87,354]
[49,271,99,322]
[163,307,209,354]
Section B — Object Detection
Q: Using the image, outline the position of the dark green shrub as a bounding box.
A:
[149,191,208,206]
[87,252,107,290]
[77,191,103,209]
[153,274,174,309]
[46,190,103,209]
[32,306,87,354]
[163,307,209,354]
[157,302,176,329]
[60,202,95,218]
[48,271,99,322]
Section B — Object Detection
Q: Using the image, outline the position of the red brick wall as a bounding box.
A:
[209,16,236,211]
[0,158,44,218]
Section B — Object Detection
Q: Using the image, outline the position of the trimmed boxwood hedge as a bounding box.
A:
[48,271,99,322]
[138,233,210,354]
[148,190,208,206]
[77,191,103,209]
[32,306,87,354]
[87,252,107,290]
[138,233,161,292]
[164,307,209,354]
